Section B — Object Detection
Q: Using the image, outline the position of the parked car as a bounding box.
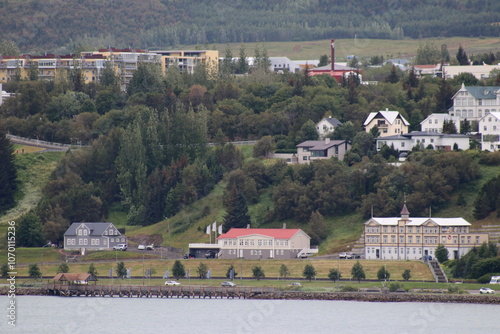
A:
[221,281,236,287]
[205,251,216,259]
[146,244,154,250]
[339,252,352,259]
[164,280,181,286]
[479,287,495,294]
[288,282,302,287]
[113,244,127,251]
[137,244,146,250]
[183,253,195,259]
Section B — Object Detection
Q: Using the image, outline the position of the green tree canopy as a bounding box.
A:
[302,264,317,281]
[172,260,186,279]
[351,261,365,282]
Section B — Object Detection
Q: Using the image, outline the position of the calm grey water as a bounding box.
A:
[1,296,499,334]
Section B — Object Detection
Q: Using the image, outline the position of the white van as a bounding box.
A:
[489,276,500,284]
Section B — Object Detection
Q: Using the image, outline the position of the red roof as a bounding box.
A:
[218,228,302,240]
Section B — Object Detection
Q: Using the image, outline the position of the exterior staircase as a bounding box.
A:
[350,232,365,258]
[428,260,448,283]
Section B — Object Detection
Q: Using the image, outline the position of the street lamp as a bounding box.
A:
[40,243,52,280]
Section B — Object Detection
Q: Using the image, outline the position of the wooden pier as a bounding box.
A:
[43,284,275,299]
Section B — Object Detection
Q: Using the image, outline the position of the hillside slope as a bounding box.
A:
[1,0,499,52]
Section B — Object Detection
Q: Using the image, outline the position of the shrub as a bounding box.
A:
[388,282,404,292]
[341,286,359,292]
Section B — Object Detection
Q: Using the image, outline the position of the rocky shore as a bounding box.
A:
[2,286,499,304]
[249,291,500,304]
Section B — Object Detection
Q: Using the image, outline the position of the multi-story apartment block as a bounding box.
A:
[364,204,489,260]
[154,50,218,76]
[479,111,500,151]
[1,48,218,90]
[364,109,410,137]
[449,84,500,121]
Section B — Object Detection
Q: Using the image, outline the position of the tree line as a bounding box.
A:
[0,0,499,52]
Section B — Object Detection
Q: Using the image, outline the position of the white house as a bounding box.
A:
[296,138,351,164]
[364,204,489,260]
[420,113,461,133]
[316,116,342,139]
[364,109,410,137]
[479,111,500,151]
[376,131,470,152]
[443,64,500,80]
[449,84,500,121]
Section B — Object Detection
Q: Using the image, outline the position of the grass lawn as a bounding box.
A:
[204,37,500,61]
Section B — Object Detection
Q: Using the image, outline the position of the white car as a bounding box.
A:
[113,244,127,251]
[479,287,495,294]
[164,280,181,286]
[221,281,236,287]
[339,252,353,259]
[137,244,146,250]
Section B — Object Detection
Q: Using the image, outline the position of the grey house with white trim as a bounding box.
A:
[64,222,126,251]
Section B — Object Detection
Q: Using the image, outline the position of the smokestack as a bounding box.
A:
[247,224,250,229]
[331,39,335,71]
[283,223,286,229]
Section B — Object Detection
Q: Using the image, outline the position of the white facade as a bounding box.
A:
[364,109,410,137]
[420,113,461,133]
[479,112,500,151]
[449,84,500,121]
[316,117,342,139]
[443,64,500,80]
[376,131,470,152]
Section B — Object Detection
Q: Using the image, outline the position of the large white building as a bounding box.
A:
[364,204,489,260]
[420,113,461,133]
[479,111,500,151]
[376,131,470,152]
[443,64,500,80]
[449,84,500,121]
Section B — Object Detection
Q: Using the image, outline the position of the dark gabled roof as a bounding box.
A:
[64,222,116,236]
[323,117,342,127]
[53,273,98,282]
[296,140,347,151]
[376,131,469,140]
[464,86,500,100]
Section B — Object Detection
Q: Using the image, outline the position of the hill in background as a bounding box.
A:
[1,0,499,52]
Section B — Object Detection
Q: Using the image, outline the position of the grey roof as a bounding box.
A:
[64,222,116,236]
[464,86,500,99]
[296,140,347,151]
[377,131,469,140]
[324,117,342,127]
[408,131,469,138]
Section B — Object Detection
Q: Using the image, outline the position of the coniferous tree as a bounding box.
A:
[0,132,17,213]
[456,45,469,65]
[351,261,365,282]
[172,260,185,279]
[236,45,249,74]
[17,213,45,247]
[302,264,317,281]
[222,185,251,232]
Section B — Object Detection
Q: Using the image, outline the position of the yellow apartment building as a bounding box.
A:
[364,204,489,260]
[154,50,218,75]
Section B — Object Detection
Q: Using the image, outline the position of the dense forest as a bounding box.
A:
[2,55,500,247]
[0,0,499,52]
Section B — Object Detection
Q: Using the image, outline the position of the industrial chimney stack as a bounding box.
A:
[330,39,335,71]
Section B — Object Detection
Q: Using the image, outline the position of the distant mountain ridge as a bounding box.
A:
[1,0,499,52]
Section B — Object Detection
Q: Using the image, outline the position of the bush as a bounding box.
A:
[447,284,465,294]
[388,282,404,292]
[340,286,359,292]
[477,273,500,284]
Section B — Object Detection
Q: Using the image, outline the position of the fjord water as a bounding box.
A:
[1,296,499,334]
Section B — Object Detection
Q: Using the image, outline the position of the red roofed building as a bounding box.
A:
[188,227,317,259]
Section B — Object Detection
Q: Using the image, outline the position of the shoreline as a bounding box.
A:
[2,286,499,304]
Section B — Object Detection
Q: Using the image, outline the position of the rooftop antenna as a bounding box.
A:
[371,205,373,218]
[429,206,432,218]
